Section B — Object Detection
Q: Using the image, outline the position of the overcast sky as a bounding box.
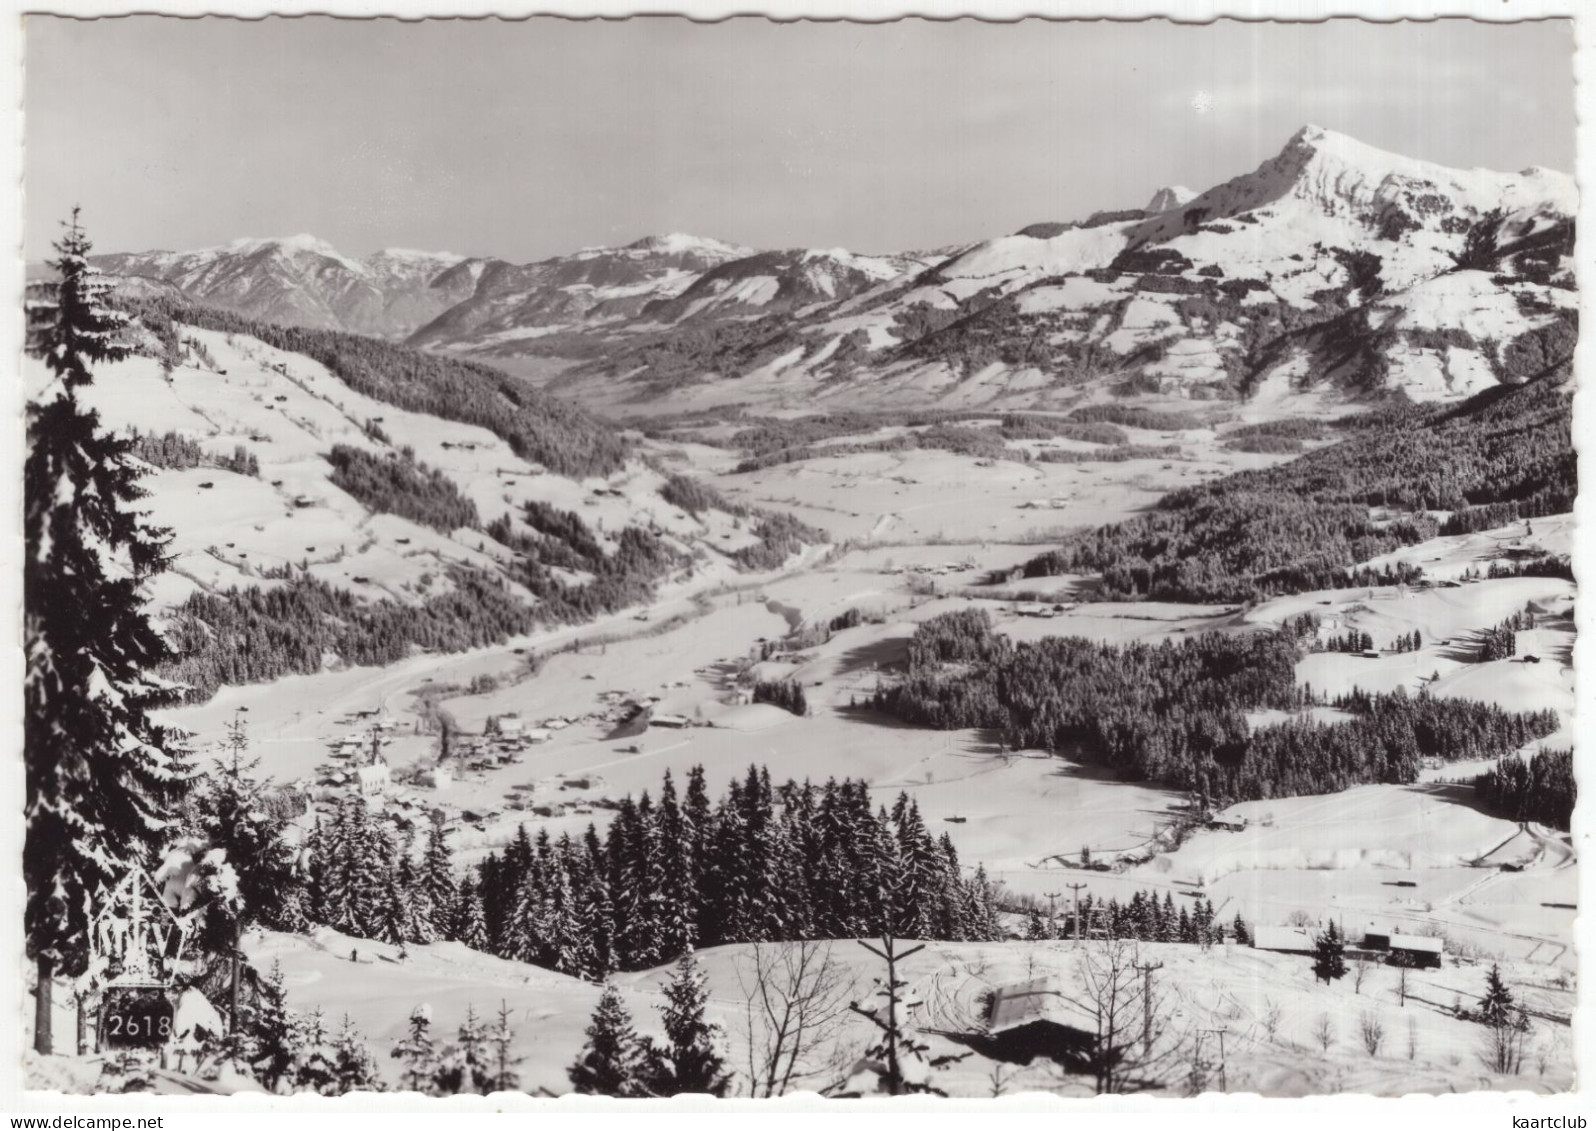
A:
[24,16,1575,262]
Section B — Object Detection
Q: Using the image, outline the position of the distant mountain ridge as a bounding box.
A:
[94,235,478,338]
[90,125,1577,411]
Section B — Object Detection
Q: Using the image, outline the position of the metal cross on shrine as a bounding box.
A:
[91,866,188,989]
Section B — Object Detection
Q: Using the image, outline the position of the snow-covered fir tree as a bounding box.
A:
[292,1007,339,1095]
[1313,921,1348,984]
[390,1005,439,1094]
[250,963,298,1093]
[186,716,298,956]
[25,209,186,1053]
[332,1013,384,1094]
[644,952,730,1097]
[568,983,649,1097]
[422,819,456,939]
[488,1000,522,1093]
[453,877,489,951]
[434,1004,494,1095]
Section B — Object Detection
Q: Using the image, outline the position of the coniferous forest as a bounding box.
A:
[325,444,481,532]
[1020,369,1574,602]
[298,766,1003,980]
[162,569,539,702]
[873,611,1559,805]
[1473,748,1575,831]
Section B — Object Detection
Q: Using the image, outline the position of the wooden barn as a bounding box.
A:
[967,977,1098,1067]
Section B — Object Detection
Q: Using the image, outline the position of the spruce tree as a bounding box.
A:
[348,814,390,936]
[1313,922,1348,985]
[332,1014,383,1094]
[568,983,649,1097]
[1478,964,1517,1027]
[682,765,713,880]
[397,831,435,944]
[454,877,489,951]
[25,209,185,1053]
[192,715,298,1012]
[316,805,352,929]
[847,936,951,1096]
[391,1005,439,1094]
[575,866,618,982]
[645,952,730,1097]
[374,867,412,948]
[422,819,457,939]
[655,772,698,958]
[618,795,667,966]
[198,716,295,927]
[488,1000,523,1093]
[507,869,548,965]
[435,1004,493,1095]
[1232,912,1252,946]
[537,862,582,975]
[292,1008,339,1095]
[251,963,298,1092]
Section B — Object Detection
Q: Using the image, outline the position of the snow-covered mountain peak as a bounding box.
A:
[366,247,467,266]
[1145,185,1196,213]
[228,232,348,256]
[1129,125,1576,251]
[622,233,753,259]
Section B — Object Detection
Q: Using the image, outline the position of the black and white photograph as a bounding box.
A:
[15,8,1585,1107]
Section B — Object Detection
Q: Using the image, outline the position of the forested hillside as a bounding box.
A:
[325,444,481,532]
[163,568,540,702]
[120,294,629,478]
[873,610,1558,805]
[1021,368,1575,602]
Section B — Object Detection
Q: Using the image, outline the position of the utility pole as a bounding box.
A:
[1134,959,1165,1054]
[1043,891,1062,938]
[1065,883,1088,943]
[1198,1026,1229,1092]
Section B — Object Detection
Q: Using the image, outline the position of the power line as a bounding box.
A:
[1134,960,1165,1055]
[1065,883,1088,943]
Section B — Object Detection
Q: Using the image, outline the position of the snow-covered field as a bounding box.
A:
[32,928,1568,1098]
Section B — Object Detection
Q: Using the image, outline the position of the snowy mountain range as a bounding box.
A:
[91,126,1577,410]
[94,235,478,339]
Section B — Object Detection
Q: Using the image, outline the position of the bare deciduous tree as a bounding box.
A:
[1358,1012,1385,1056]
[1479,1007,1532,1076]
[733,940,857,1098]
[1352,956,1371,995]
[1065,937,1184,1094]
[1312,1013,1336,1052]
[1260,998,1283,1043]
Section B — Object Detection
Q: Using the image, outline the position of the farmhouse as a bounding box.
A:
[978,976,1097,1065]
[1362,931,1445,968]
[651,713,692,729]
